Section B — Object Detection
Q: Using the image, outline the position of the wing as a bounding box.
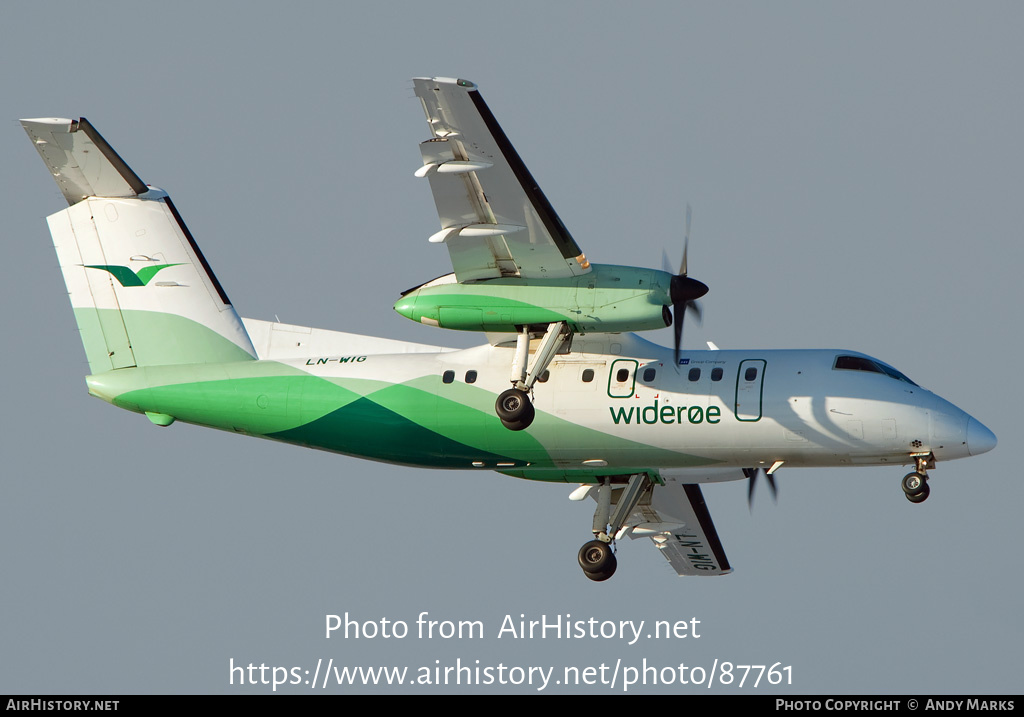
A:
[412,77,592,282]
[626,477,735,576]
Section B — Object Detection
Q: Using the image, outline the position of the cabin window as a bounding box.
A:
[538,370,550,383]
[582,369,595,383]
[744,367,758,381]
[442,370,455,384]
[643,367,656,382]
[688,368,701,381]
[465,370,477,384]
[616,368,630,383]
[711,367,724,381]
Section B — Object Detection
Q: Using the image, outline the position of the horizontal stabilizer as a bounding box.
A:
[21,117,147,204]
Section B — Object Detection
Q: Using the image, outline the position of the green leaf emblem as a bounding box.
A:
[83,264,184,287]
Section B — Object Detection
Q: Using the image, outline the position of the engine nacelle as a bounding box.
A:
[394,264,673,333]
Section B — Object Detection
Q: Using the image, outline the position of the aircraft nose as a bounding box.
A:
[967,417,997,456]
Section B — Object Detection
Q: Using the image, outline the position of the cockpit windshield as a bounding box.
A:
[833,355,919,387]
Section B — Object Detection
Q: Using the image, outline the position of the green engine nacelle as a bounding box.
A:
[394,264,673,333]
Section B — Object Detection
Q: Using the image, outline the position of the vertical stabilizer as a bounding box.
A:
[23,118,257,372]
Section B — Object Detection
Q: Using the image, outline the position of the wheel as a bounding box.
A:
[906,483,931,503]
[495,389,534,429]
[583,562,617,582]
[578,539,615,574]
[496,388,531,420]
[901,472,927,496]
[498,398,535,430]
[500,412,534,431]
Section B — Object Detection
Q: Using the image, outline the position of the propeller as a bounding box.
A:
[743,467,778,509]
[664,204,709,366]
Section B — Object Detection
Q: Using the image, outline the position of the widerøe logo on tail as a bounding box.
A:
[83,264,183,287]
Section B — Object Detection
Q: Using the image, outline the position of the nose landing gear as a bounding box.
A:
[901,472,930,503]
[902,453,934,504]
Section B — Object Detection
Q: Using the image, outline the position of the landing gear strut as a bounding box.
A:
[496,322,570,431]
[578,474,652,582]
[902,454,934,504]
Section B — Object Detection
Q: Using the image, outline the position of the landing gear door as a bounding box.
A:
[734,359,766,422]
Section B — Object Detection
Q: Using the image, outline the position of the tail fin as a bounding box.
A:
[22,117,257,372]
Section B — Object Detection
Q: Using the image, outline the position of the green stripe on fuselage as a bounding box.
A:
[267,396,512,467]
[90,360,721,477]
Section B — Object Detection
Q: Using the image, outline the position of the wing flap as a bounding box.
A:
[628,483,732,576]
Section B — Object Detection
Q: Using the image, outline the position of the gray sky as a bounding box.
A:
[1,1,1020,694]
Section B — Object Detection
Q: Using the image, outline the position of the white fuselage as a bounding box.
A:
[276,331,991,478]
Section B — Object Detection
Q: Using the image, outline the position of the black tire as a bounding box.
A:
[498,397,534,430]
[578,540,615,574]
[583,562,617,582]
[500,415,532,431]
[901,472,927,496]
[906,483,931,503]
[495,388,531,422]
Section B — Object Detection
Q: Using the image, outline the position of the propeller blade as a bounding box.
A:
[681,203,692,276]
[686,298,703,325]
[664,203,707,366]
[661,248,673,275]
[744,467,779,509]
[673,298,685,366]
[669,272,708,368]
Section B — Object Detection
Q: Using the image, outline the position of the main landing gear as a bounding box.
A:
[578,474,651,582]
[495,388,534,430]
[578,540,616,582]
[901,453,934,504]
[496,321,570,431]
